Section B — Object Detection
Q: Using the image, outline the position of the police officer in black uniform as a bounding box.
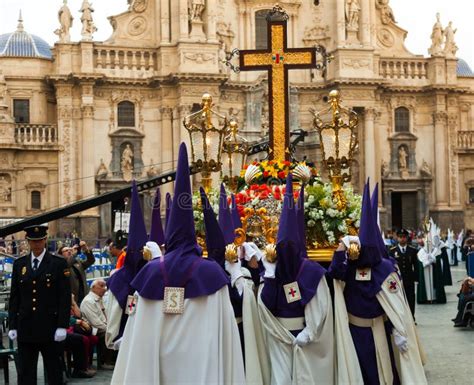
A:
[8,224,71,385]
[390,229,419,318]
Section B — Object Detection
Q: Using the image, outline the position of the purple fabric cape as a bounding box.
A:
[108,180,148,309]
[132,143,228,300]
[261,174,325,315]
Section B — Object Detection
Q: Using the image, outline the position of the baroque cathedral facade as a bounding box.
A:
[0,0,473,238]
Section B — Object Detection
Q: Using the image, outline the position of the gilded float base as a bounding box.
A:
[307,247,336,262]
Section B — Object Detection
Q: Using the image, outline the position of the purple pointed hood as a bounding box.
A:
[296,183,308,257]
[149,187,165,246]
[231,194,242,230]
[200,187,226,268]
[218,184,235,245]
[108,180,148,309]
[356,181,382,268]
[132,143,228,300]
[165,192,172,231]
[261,174,326,310]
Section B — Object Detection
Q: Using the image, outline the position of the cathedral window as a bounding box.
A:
[13,99,30,124]
[394,107,410,132]
[255,10,271,49]
[31,191,41,210]
[469,187,474,204]
[118,101,136,127]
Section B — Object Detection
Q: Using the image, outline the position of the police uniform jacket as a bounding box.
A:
[390,245,419,287]
[8,251,71,343]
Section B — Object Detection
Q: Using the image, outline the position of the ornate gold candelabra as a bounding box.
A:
[221,120,248,191]
[183,93,228,192]
[311,90,358,210]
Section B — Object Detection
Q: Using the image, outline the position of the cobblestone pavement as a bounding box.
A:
[4,264,473,384]
[416,266,474,385]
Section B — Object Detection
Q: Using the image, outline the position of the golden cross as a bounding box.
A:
[239,20,316,161]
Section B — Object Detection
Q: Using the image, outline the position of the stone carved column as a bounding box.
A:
[433,111,448,206]
[56,84,75,206]
[160,106,174,199]
[160,107,174,173]
[206,0,217,42]
[160,0,170,43]
[179,0,189,40]
[364,108,377,183]
[447,112,460,205]
[81,102,95,203]
[336,0,346,46]
[360,0,370,46]
[179,104,192,149]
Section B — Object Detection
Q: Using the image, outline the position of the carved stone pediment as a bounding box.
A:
[109,127,144,138]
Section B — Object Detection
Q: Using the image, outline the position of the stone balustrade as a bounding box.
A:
[457,130,474,150]
[94,47,156,73]
[15,124,57,145]
[379,58,428,80]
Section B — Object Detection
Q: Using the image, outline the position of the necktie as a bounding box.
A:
[401,247,405,254]
[33,258,39,271]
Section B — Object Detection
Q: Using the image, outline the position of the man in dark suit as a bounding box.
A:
[390,229,419,318]
[8,224,71,385]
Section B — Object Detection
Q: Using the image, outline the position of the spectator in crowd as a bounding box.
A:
[80,279,115,369]
[65,294,96,378]
[58,241,95,304]
[110,242,126,269]
[452,277,474,327]
[101,238,113,263]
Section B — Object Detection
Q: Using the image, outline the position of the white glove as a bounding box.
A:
[54,328,67,342]
[293,328,312,347]
[341,235,360,249]
[392,329,408,353]
[240,242,264,262]
[113,337,123,351]
[8,330,17,341]
[262,256,276,279]
[225,259,244,287]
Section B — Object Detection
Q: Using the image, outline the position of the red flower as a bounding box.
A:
[250,184,259,191]
[263,171,270,178]
[273,192,281,200]
[273,186,280,193]
[278,171,286,179]
[284,160,291,166]
[259,191,269,199]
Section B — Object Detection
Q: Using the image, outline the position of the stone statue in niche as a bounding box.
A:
[381,161,389,177]
[121,144,134,182]
[443,21,458,58]
[345,0,360,32]
[96,158,108,178]
[376,0,395,25]
[80,0,97,41]
[428,13,444,56]
[398,146,408,170]
[0,174,11,203]
[189,0,205,22]
[55,0,73,43]
[420,160,432,177]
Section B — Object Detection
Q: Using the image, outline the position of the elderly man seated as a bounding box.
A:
[80,279,115,368]
[452,277,474,327]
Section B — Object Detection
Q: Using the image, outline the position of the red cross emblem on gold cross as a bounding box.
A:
[239,20,316,161]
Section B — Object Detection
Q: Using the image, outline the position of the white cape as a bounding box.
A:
[257,277,334,385]
[333,273,427,385]
[240,278,271,385]
[105,291,123,349]
[111,286,245,385]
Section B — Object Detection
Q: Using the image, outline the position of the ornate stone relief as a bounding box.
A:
[376,0,396,25]
[216,21,235,52]
[448,112,459,203]
[130,0,147,13]
[183,52,215,64]
[342,59,370,69]
[377,28,395,48]
[302,16,330,47]
[0,174,12,203]
[128,16,148,36]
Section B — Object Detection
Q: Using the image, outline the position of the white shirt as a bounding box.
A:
[80,291,108,332]
[31,249,46,269]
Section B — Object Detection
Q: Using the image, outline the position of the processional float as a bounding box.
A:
[183,5,361,262]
